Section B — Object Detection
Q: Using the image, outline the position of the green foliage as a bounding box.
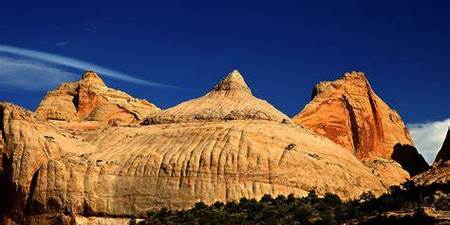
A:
[133,182,449,225]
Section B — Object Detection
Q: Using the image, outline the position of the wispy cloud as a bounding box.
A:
[83,23,98,34]
[408,119,450,164]
[55,40,70,47]
[0,56,77,91]
[0,44,179,89]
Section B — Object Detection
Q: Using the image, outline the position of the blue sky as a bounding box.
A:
[0,0,449,162]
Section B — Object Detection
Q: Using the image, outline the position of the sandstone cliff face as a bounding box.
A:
[292,72,412,159]
[292,71,428,176]
[36,71,160,125]
[0,71,403,225]
[0,102,97,225]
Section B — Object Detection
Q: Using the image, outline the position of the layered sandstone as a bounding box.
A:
[36,71,160,125]
[292,71,429,176]
[0,70,404,225]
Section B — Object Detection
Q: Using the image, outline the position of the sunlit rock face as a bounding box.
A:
[292,71,429,178]
[0,70,402,225]
[293,71,413,160]
[36,71,160,125]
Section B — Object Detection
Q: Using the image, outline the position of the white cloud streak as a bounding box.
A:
[408,119,450,164]
[0,44,179,89]
[0,56,77,91]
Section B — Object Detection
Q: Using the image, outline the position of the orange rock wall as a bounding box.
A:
[293,71,413,160]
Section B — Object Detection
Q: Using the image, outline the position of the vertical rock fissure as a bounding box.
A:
[367,88,385,155]
[25,169,40,216]
[72,86,80,114]
[342,95,360,155]
[0,106,18,223]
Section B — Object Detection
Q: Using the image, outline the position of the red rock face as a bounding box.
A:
[36,71,160,124]
[75,71,108,119]
[293,71,414,160]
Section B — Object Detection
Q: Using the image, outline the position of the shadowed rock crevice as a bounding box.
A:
[391,143,430,176]
[343,95,360,154]
[25,169,42,216]
[0,105,8,221]
[413,128,450,185]
[311,86,319,100]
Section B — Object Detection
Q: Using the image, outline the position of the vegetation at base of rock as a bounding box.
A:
[132,181,449,225]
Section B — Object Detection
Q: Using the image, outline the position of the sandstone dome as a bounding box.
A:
[143,70,290,124]
[0,70,401,225]
[36,71,160,125]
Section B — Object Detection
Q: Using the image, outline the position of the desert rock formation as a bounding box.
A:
[0,70,407,225]
[292,71,429,175]
[36,71,159,125]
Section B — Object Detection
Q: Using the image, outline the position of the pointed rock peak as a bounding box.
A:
[340,71,372,90]
[80,71,105,86]
[343,71,368,81]
[143,69,290,124]
[212,69,252,94]
[434,128,450,167]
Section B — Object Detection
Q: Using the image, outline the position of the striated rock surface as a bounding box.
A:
[36,71,160,125]
[0,102,98,225]
[0,70,403,225]
[292,71,429,176]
